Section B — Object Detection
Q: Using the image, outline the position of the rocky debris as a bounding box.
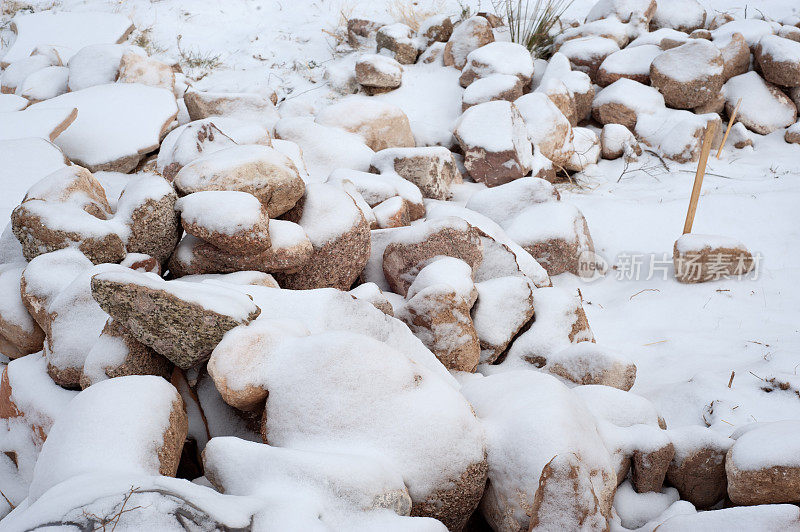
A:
[173,144,305,217]
[28,83,177,172]
[726,421,800,505]
[593,78,666,130]
[755,35,800,88]
[347,18,383,47]
[90,268,261,369]
[515,91,574,168]
[370,146,459,200]
[462,73,524,110]
[376,23,418,64]
[382,217,483,297]
[79,318,172,388]
[275,183,371,290]
[462,371,616,532]
[673,233,754,283]
[601,123,642,160]
[176,191,271,255]
[444,16,495,70]
[117,52,175,91]
[635,108,721,163]
[559,36,621,83]
[651,0,706,32]
[650,40,724,109]
[597,44,661,86]
[316,96,415,151]
[666,426,733,508]
[355,53,403,94]
[786,122,800,144]
[543,343,637,390]
[454,100,533,187]
[183,90,279,131]
[730,121,755,148]
[459,42,534,88]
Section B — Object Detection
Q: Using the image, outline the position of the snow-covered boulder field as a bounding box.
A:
[1,0,800,529]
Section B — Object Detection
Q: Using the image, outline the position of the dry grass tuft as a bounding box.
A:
[493,0,573,58]
[387,0,446,31]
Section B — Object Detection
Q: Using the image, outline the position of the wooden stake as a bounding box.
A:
[683,121,718,234]
[716,98,742,159]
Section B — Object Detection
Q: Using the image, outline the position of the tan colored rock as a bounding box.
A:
[586,0,657,26]
[0,264,45,356]
[349,282,394,316]
[173,144,305,217]
[183,90,279,129]
[355,53,403,94]
[601,123,642,160]
[471,276,535,364]
[462,74,524,111]
[117,52,175,91]
[651,40,724,109]
[786,123,800,144]
[382,219,483,297]
[91,269,261,369]
[454,100,532,187]
[544,343,637,391]
[592,78,666,130]
[369,146,459,200]
[275,183,371,291]
[632,442,675,493]
[694,91,726,114]
[723,72,798,135]
[411,459,489,531]
[756,35,800,88]
[372,196,409,228]
[175,190,271,255]
[726,421,800,506]
[419,15,454,46]
[444,16,494,69]
[459,42,534,88]
[158,121,240,181]
[708,13,735,30]
[673,233,754,283]
[558,36,620,83]
[347,18,383,48]
[375,23,418,64]
[316,96,415,151]
[691,29,712,40]
[515,92,574,168]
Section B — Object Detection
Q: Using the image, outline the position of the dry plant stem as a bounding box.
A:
[716,97,742,159]
[683,121,718,234]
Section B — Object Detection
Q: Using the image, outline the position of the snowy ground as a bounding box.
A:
[2,0,798,434]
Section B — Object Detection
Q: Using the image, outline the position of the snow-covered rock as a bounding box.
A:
[650,40,724,109]
[444,16,494,69]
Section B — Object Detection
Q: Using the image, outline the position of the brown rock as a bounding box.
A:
[183,90,279,128]
[718,32,751,81]
[650,40,724,109]
[632,442,675,493]
[355,54,403,94]
[454,101,532,187]
[383,220,483,297]
[375,23,418,64]
[401,287,481,372]
[158,395,188,477]
[370,146,459,200]
[666,429,731,508]
[458,42,533,88]
[90,270,261,369]
[444,16,494,69]
[159,121,240,181]
[0,264,44,356]
[411,458,488,531]
[787,124,800,144]
[694,91,726,114]
[316,97,415,151]
[420,15,454,46]
[373,196,410,228]
[347,18,383,48]
[462,74,524,111]
[275,183,371,290]
[559,36,620,83]
[673,234,754,283]
[756,35,800,88]
[173,144,305,218]
[115,175,181,264]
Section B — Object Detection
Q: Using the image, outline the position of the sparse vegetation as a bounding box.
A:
[130,25,167,56]
[176,34,221,78]
[387,0,446,31]
[492,0,573,58]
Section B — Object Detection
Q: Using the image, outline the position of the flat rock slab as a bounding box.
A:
[1,11,134,67]
[0,138,69,222]
[91,269,261,369]
[29,83,178,172]
[0,107,76,142]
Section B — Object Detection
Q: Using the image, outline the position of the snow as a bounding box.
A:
[505,201,587,244]
[573,385,663,428]
[92,269,261,321]
[544,342,633,387]
[657,504,800,531]
[1,11,132,67]
[327,168,423,207]
[27,375,178,500]
[675,233,747,253]
[651,0,706,31]
[454,100,529,156]
[593,77,666,112]
[599,44,661,76]
[463,41,534,80]
[275,117,374,181]
[0,263,39,337]
[728,420,800,470]
[722,71,797,133]
[406,256,475,302]
[462,73,520,107]
[175,191,264,236]
[758,34,800,63]
[711,18,778,48]
[1,54,54,92]
[651,40,723,83]
[445,16,493,69]
[635,109,717,161]
[613,481,680,529]
[558,35,620,61]
[0,94,27,112]
[668,425,733,463]
[0,138,68,223]
[186,90,280,131]
[29,83,177,168]
[628,28,690,48]
[66,43,133,92]
[465,177,558,227]
[292,182,362,246]
[16,65,69,101]
[471,276,532,359]
[0,107,76,141]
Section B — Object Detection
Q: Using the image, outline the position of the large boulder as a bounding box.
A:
[650,40,724,109]
[459,42,534,88]
[755,35,800,87]
[316,96,415,151]
[592,78,665,130]
[444,16,494,69]
[722,72,797,135]
[370,146,459,200]
[376,23,418,64]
